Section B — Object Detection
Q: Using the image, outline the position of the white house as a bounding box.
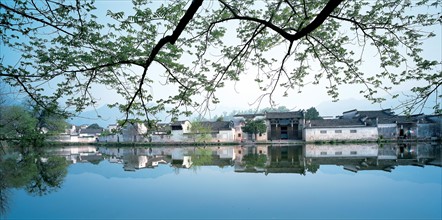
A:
[303,119,378,142]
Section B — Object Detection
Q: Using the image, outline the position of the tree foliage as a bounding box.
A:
[0,102,67,145]
[304,107,322,120]
[190,121,212,142]
[1,0,441,122]
[189,147,213,168]
[242,119,267,140]
[0,105,38,141]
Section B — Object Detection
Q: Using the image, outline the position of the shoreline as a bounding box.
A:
[45,138,441,147]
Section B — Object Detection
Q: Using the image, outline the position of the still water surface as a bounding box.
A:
[1,143,441,219]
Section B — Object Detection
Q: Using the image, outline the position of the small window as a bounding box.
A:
[350,151,357,155]
[238,150,242,154]
[259,133,262,137]
[335,151,342,155]
[259,150,263,154]
[320,130,327,134]
[335,130,342,133]
[350,130,357,133]
[238,133,241,137]
[320,152,327,155]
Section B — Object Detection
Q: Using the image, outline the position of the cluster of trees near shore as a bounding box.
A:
[0,92,68,146]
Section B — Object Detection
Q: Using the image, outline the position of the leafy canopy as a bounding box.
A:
[243,119,267,135]
[304,107,322,120]
[1,0,441,122]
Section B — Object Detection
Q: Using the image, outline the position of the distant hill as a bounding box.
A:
[68,105,176,127]
[68,105,123,127]
[315,97,437,117]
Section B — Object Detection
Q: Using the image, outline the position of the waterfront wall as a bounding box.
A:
[303,127,378,142]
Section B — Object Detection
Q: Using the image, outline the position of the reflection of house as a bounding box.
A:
[266,111,304,140]
[216,147,236,160]
[124,155,148,171]
[170,148,192,168]
[266,145,304,174]
[44,144,440,175]
[305,143,441,173]
[48,146,99,164]
[305,144,378,158]
[303,119,378,142]
[234,145,305,174]
[123,155,168,171]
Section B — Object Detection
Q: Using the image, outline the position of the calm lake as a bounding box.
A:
[1,143,441,219]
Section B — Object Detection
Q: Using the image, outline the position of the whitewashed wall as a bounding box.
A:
[303,127,378,141]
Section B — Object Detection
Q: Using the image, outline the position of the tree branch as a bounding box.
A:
[0,3,74,36]
[219,0,345,42]
[126,0,204,118]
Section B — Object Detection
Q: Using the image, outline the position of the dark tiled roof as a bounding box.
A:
[266,111,303,119]
[171,120,189,126]
[200,121,233,131]
[341,109,395,119]
[79,128,103,134]
[426,115,442,123]
[377,115,434,124]
[307,119,366,128]
[357,109,395,118]
[234,113,265,119]
[155,123,171,131]
[342,109,358,114]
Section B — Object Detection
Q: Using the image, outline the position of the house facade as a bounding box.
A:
[121,122,149,142]
[341,109,441,140]
[266,111,304,140]
[303,119,378,142]
[57,109,440,143]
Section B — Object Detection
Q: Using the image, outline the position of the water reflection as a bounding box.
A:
[0,146,68,216]
[1,143,441,219]
[38,143,442,174]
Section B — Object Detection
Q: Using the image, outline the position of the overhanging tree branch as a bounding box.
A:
[126,0,204,119]
[219,0,345,42]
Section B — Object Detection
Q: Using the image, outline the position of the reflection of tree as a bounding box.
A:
[24,156,68,196]
[306,163,320,174]
[242,154,267,168]
[190,147,213,168]
[0,159,11,217]
[0,146,69,216]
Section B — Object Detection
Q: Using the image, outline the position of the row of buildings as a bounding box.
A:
[57,109,441,143]
[47,143,441,174]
